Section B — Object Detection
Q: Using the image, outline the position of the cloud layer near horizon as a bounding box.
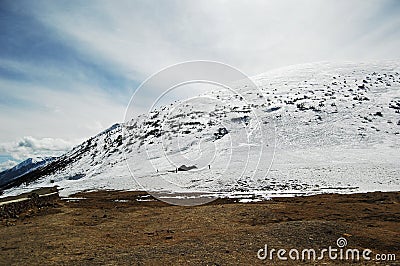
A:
[0,136,80,160]
[0,136,83,171]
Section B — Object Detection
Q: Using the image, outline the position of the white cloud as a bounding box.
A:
[0,136,82,161]
[0,160,18,172]
[17,136,74,151]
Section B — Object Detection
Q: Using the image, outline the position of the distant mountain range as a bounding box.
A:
[0,157,55,190]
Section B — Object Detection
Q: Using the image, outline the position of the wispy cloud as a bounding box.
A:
[0,77,126,138]
[25,0,400,76]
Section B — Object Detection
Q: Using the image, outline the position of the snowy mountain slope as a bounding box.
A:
[1,61,399,198]
[0,157,55,188]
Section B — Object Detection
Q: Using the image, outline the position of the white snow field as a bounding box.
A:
[2,61,400,202]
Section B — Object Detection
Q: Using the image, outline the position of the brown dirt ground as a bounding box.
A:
[0,190,399,265]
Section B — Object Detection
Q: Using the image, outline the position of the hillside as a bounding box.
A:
[1,61,399,201]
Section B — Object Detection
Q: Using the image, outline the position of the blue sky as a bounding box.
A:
[0,0,399,169]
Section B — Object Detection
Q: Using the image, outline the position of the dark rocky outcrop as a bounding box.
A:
[177,165,197,171]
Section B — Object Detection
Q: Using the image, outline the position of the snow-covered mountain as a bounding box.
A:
[0,157,55,189]
[1,61,399,198]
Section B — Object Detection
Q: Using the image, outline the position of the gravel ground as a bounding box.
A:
[0,190,399,265]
